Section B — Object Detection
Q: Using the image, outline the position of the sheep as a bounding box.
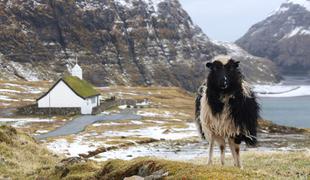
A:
[195,55,259,168]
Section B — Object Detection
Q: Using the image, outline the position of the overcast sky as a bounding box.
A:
[179,0,286,42]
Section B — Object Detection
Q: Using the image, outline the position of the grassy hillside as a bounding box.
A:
[38,152,310,179]
[0,125,59,179]
[0,126,309,179]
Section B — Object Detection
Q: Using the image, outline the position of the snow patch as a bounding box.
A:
[0,95,18,102]
[35,130,49,134]
[46,137,102,157]
[282,27,310,39]
[136,100,150,106]
[115,0,166,13]
[0,118,54,127]
[8,61,40,81]
[100,123,197,140]
[93,143,209,161]
[92,120,144,127]
[75,0,105,11]
[212,40,255,58]
[0,89,21,93]
[118,105,128,109]
[254,85,310,97]
[115,0,134,9]
[137,111,173,118]
[268,6,290,17]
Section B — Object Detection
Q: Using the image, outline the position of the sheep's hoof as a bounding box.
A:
[234,164,243,169]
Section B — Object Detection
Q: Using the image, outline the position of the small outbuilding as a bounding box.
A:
[37,64,100,114]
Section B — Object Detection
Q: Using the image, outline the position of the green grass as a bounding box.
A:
[63,76,100,98]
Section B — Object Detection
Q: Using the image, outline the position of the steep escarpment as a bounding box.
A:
[0,0,279,91]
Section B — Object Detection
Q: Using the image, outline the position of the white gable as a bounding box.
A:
[37,80,100,114]
[71,64,83,79]
[38,80,84,108]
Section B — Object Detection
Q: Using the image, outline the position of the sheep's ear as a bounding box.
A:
[234,61,240,68]
[206,62,213,69]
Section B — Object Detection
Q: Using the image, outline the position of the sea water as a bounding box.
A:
[255,76,310,128]
[259,96,310,128]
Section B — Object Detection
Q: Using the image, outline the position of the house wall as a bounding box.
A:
[81,96,99,114]
[38,81,100,115]
[90,96,99,107]
[38,81,84,108]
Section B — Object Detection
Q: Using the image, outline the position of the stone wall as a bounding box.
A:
[92,99,121,115]
[17,98,141,116]
[92,99,139,115]
[17,104,81,116]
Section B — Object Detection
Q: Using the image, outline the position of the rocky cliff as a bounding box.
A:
[237,0,310,75]
[0,0,279,91]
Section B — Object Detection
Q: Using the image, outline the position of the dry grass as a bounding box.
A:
[99,86,195,117]
[1,125,308,179]
[43,151,309,179]
[1,82,309,179]
[0,125,60,179]
[0,80,51,108]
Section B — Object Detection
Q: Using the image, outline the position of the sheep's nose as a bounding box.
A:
[224,76,228,85]
[220,76,228,89]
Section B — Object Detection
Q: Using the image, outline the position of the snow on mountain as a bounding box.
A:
[0,0,280,90]
[282,26,310,39]
[237,0,310,75]
[212,41,280,84]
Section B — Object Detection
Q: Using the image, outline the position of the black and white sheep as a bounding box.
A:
[195,55,259,168]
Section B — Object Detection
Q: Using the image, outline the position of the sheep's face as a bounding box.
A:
[206,59,241,92]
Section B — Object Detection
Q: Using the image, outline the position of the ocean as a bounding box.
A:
[255,76,310,128]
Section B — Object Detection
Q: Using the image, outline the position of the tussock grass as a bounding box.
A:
[0,125,59,179]
[45,152,309,179]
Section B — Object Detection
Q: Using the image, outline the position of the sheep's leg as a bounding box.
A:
[207,137,214,165]
[228,138,241,168]
[214,136,226,166]
[228,138,238,166]
[235,144,241,168]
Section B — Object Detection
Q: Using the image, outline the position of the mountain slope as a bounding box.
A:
[0,0,279,91]
[236,0,310,75]
[213,41,280,83]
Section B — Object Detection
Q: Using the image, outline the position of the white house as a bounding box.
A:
[37,63,100,114]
